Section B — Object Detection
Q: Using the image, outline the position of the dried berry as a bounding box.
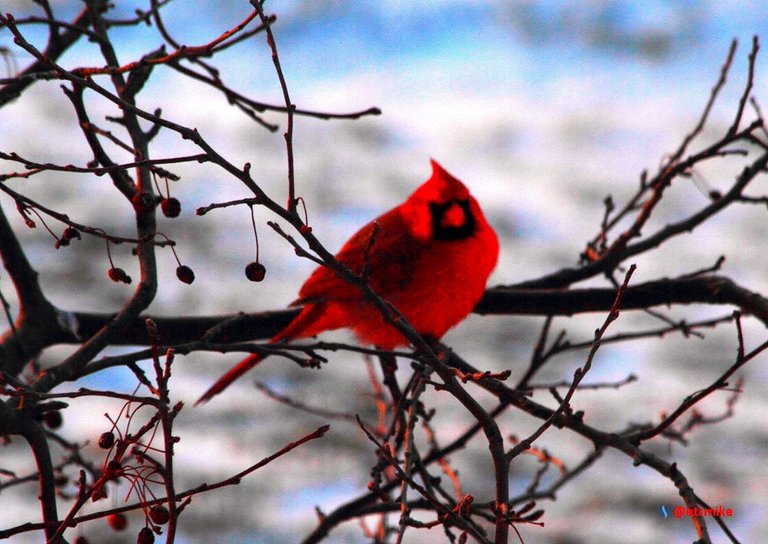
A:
[55,226,82,249]
[148,505,170,525]
[176,265,195,284]
[64,226,81,240]
[161,197,181,218]
[43,410,63,429]
[245,261,266,282]
[108,267,132,284]
[137,526,155,544]
[107,513,128,531]
[98,431,115,449]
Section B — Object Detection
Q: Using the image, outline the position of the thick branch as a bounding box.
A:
[0,199,60,374]
[0,402,64,543]
[0,200,54,318]
[2,274,764,373]
[480,274,768,326]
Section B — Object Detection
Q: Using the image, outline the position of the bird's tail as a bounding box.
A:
[196,303,331,406]
[195,353,264,406]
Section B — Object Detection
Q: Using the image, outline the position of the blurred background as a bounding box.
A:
[1,1,768,543]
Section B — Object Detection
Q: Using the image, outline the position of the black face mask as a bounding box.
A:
[429,198,476,240]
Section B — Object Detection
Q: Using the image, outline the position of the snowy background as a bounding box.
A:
[1,1,768,543]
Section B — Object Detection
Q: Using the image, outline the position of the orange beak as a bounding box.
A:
[440,201,467,229]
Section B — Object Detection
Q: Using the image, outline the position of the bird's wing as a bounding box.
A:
[294,208,423,305]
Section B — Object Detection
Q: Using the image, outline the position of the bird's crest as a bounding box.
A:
[410,159,470,204]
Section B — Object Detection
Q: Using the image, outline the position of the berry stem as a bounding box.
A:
[249,204,260,263]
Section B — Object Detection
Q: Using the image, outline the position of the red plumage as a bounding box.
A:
[197,160,499,404]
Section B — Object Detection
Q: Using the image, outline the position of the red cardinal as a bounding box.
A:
[197,160,499,404]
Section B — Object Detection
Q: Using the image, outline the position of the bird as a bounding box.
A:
[197,159,499,404]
